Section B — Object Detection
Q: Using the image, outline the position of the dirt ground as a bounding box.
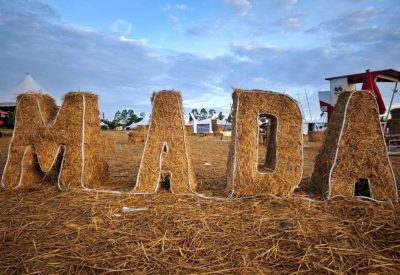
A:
[0,132,399,274]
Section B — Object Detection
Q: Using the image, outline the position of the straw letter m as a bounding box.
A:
[1,92,104,190]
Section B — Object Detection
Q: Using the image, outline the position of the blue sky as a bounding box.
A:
[1,0,399,119]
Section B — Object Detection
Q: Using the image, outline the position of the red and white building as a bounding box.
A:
[319,69,400,121]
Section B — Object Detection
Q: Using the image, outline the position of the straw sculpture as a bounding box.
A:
[227,89,303,196]
[311,91,398,201]
[185,125,194,136]
[102,133,115,155]
[1,92,106,190]
[128,130,147,145]
[386,108,400,135]
[133,90,197,194]
[1,112,400,273]
[308,131,325,142]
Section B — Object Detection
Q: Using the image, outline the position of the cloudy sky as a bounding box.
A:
[0,0,399,119]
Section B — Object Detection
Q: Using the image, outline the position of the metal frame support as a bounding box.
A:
[385,81,399,122]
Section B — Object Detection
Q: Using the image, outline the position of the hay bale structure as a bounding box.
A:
[102,133,115,155]
[1,92,106,190]
[308,131,325,143]
[185,125,194,136]
[311,91,398,201]
[227,89,303,196]
[386,108,400,135]
[128,128,148,145]
[133,90,197,194]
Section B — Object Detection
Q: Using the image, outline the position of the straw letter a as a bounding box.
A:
[133,91,197,194]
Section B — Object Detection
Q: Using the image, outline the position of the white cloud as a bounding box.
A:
[359,6,377,16]
[1,0,400,120]
[162,3,172,11]
[230,42,282,55]
[186,20,221,36]
[163,3,189,11]
[351,17,366,26]
[175,4,188,10]
[224,0,252,16]
[62,23,96,34]
[309,5,380,34]
[119,36,149,46]
[169,15,179,23]
[111,19,132,35]
[280,0,298,9]
[183,82,231,110]
[280,17,301,31]
[162,3,190,30]
[305,5,393,47]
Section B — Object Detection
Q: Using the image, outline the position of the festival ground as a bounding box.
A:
[0,132,399,274]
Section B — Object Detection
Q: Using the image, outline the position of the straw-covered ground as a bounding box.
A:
[0,131,400,274]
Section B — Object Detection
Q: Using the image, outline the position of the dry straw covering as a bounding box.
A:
[185,125,194,136]
[2,188,400,274]
[128,126,148,145]
[309,131,325,143]
[133,90,197,194]
[386,108,400,135]
[1,92,106,190]
[312,91,398,201]
[102,133,115,155]
[1,118,400,273]
[227,89,303,196]
[128,130,147,145]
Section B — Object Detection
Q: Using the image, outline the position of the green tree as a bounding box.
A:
[101,119,118,129]
[208,109,216,118]
[217,112,225,120]
[191,109,199,119]
[114,110,122,122]
[227,113,233,123]
[7,111,15,126]
[200,108,208,119]
[113,109,141,127]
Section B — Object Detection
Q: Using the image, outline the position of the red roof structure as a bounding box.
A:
[326,69,400,83]
[361,69,386,114]
[320,69,400,122]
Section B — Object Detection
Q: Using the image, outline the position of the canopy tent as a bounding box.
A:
[100,121,109,129]
[126,116,149,129]
[189,117,231,134]
[0,73,51,105]
[302,116,328,135]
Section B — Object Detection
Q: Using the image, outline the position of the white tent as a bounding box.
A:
[0,73,51,105]
[100,121,109,128]
[189,115,231,134]
[126,116,149,129]
[302,116,328,135]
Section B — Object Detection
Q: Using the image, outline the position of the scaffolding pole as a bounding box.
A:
[304,89,312,120]
[385,81,398,122]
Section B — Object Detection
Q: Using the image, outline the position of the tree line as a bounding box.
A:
[189,108,229,122]
[101,109,145,129]
[101,108,231,129]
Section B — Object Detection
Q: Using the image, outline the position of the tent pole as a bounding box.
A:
[297,94,305,119]
[304,89,312,120]
[385,81,398,122]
